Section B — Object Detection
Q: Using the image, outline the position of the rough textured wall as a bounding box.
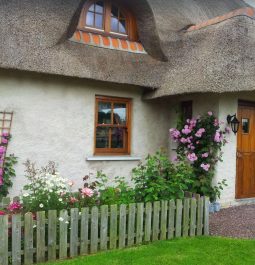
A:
[0,70,171,196]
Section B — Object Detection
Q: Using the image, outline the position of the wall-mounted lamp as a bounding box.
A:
[227,114,240,135]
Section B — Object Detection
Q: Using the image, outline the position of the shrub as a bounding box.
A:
[132,151,194,202]
[170,112,229,202]
[21,160,74,212]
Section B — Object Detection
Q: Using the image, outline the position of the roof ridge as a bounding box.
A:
[186,7,255,32]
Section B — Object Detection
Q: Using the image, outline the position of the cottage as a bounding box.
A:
[1,0,255,207]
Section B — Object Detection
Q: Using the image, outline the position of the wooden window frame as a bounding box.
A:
[78,0,138,41]
[94,96,132,156]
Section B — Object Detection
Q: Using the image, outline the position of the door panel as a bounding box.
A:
[236,104,255,199]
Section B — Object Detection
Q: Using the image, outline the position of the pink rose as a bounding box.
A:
[202,153,209,158]
[180,138,188,144]
[182,125,191,135]
[81,188,94,198]
[208,111,213,116]
[2,132,9,137]
[201,163,210,171]
[70,197,78,204]
[68,181,74,187]
[214,131,223,143]
[187,153,198,162]
[225,127,231,134]
[0,210,6,215]
[169,129,181,141]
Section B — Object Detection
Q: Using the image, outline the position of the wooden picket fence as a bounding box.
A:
[0,196,209,265]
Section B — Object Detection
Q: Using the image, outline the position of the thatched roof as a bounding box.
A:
[0,0,254,98]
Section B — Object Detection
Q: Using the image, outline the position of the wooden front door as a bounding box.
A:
[236,102,255,199]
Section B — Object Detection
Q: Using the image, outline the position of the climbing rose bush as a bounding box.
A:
[170,111,229,202]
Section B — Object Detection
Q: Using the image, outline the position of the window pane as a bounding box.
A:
[111,5,119,17]
[113,103,127,125]
[96,127,109,148]
[88,4,95,12]
[111,17,119,32]
[98,102,112,124]
[86,11,94,26]
[95,14,103,28]
[111,128,124,148]
[242,118,250,133]
[119,19,126,34]
[95,1,104,13]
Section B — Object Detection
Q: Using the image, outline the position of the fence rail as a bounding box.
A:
[0,196,209,265]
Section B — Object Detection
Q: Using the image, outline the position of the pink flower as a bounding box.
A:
[0,168,3,186]
[195,128,205,138]
[201,163,211,171]
[2,132,9,137]
[202,153,209,158]
[81,188,94,198]
[214,131,223,143]
[214,119,219,127]
[208,111,213,116]
[169,129,181,141]
[182,125,191,135]
[187,153,198,162]
[0,210,6,215]
[7,202,22,212]
[172,156,178,162]
[225,127,231,134]
[180,138,188,144]
[70,197,78,204]
[0,146,6,154]
[1,138,8,144]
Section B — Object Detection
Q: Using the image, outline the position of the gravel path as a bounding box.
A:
[210,204,255,238]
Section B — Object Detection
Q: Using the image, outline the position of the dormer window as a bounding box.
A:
[78,0,138,41]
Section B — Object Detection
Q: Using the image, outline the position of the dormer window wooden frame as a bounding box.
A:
[78,0,138,41]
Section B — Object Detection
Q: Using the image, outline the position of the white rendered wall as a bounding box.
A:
[0,70,171,196]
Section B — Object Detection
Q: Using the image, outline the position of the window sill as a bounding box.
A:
[86,156,141,161]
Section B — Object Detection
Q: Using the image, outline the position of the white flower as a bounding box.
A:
[23,193,29,197]
[59,198,63,202]
[79,212,82,216]
[39,204,44,208]
[65,221,69,224]
[33,225,37,229]
[59,217,64,222]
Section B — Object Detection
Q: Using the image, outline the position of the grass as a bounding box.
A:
[42,237,255,265]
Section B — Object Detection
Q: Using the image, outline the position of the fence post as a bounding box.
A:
[100,205,109,251]
[24,212,34,265]
[80,208,89,255]
[197,196,204,236]
[189,198,197,237]
[0,215,8,265]
[70,208,79,257]
[12,214,22,265]
[119,204,127,249]
[36,211,46,263]
[90,207,99,254]
[204,197,210,235]
[127,203,136,246]
[175,199,183,238]
[160,201,168,240]
[136,203,144,244]
[144,202,152,242]
[152,201,160,241]
[48,210,57,262]
[168,200,175,239]
[59,210,68,260]
[110,205,118,249]
[182,198,190,237]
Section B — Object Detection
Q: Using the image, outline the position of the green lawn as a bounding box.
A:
[44,237,255,265]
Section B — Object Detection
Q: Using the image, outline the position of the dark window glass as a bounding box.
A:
[98,102,111,124]
[242,118,250,134]
[86,1,104,29]
[181,101,193,121]
[113,103,126,125]
[111,128,124,148]
[96,127,109,148]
